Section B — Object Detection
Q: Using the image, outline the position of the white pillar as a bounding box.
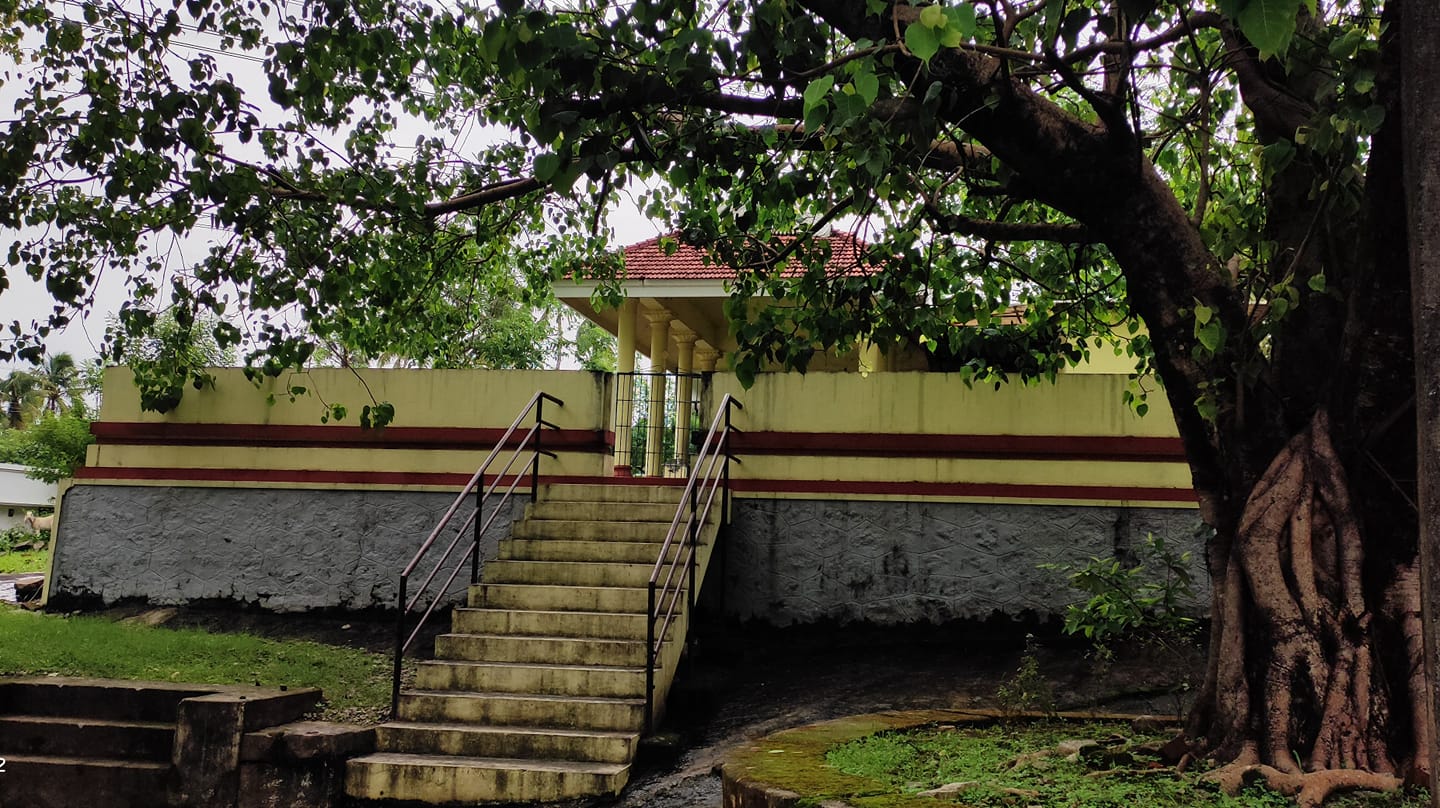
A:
[673,327,697,470]
[694,346,720,373]
[614,299,638,475]
[644,310,672,477]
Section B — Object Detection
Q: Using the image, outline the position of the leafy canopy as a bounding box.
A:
[0,0,1371,410]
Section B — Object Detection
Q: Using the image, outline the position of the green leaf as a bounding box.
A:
[945,4,978,38]
[1195,319,1224,353]
[803,75,835,113]
[1236,0,1301,59]
[1192,302,1212,325]
[852,66,879,106]
[534,153,561,182]
[1308,273,1327,293]
[905,22,941,62]
[919,4,947,28]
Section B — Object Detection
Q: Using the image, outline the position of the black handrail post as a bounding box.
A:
[531,397,544,505]
[645,582,656,734]
[722,404,733,527]
[392,576,407,718]
[687,481,698,623]
[472,482,483,585]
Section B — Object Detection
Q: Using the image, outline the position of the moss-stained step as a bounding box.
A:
[0,715,174,760]
[346,753,629,804]
[397,690,646,732]
[415,659,649,698]
[484,560,661,588]
[525,501,680,523]
[499,538,680,564]
[450,607,649,639]
[0,755,171,808]
[376,721,637,763]
[510,519,686,542]
[468,583,655,613]
[541,484,685,504]
[434,633,650,667]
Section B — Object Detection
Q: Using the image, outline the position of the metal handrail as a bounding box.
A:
[390,391,564,716]
[644,394,742,732]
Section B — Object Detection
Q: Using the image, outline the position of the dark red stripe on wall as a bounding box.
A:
[91,422,609,453]
[728,431,1186,462]
[92,422,1185,463]
[72,467,1196,502]
[728,477,1198,503]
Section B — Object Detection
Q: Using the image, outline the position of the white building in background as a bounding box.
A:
[0,463,57,531]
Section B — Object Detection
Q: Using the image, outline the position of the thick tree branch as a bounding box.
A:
[1218,24,1315,141]
[927,210,1095,243]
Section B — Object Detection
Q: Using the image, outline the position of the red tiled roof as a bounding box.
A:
[620,232,872,280]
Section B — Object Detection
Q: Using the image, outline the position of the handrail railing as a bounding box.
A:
[390,391,564,716]
[644,394,742,733]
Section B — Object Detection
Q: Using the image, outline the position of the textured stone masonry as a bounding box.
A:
[52,486,1204,622]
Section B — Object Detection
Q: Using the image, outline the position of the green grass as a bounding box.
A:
[0,548,48,574]
[0,606,396,723]
[826,721,1429,808]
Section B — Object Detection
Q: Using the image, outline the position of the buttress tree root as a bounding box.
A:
[1190,410,1427,806]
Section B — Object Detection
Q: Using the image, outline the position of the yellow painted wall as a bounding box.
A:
[82,366,1189,505]
[706,371,1175,437]
[97,367,610,429]
[87,367,614,485]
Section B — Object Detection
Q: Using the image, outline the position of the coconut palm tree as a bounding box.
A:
[0,370,42,429]
[35,352,79,415]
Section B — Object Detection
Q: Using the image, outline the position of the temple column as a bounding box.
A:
[672,327,698,470]
[644,309,672,477]
[613,299,638,475]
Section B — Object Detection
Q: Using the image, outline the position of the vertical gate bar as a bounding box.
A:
[722,404,732,527]
[531,398,543,504]
[645,582,656,734]
[687,480,698,623]
[472,482,482,584]
[392,577,407,718]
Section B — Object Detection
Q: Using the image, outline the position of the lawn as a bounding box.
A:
[0,606,399,723]
[0,548,48,574]
[826,720,1428,808]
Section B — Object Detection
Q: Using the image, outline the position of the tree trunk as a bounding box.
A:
[1187,3,1424,800]
[802,0,1428,791]
[1402,0,1440,801]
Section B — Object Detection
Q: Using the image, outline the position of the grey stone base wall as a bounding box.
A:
[711,498,1208,626]
[52,485,1207,623]
[51,485,516,612]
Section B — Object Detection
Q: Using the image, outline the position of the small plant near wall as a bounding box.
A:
[1044,533,1202,717]
[994,633,1056,718]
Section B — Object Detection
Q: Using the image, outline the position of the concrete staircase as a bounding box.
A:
[0,677,320,808]
[346,482,720,805]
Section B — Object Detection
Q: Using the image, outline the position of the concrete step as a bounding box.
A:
[0,715,174,761]
[542,484,684,505]
[451,607,649,639]
[376,721,637,764]
[397,690,646,732]
[346,752,629,804]
[512,518,707,542]
[526,501,681,523]
[468,583,654,613]
[484,560,662,588]
[416,659,648,698]
[0,755,170,808]
[499,539,680,564]
[0,678,213,723]
[434,633,650,667]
